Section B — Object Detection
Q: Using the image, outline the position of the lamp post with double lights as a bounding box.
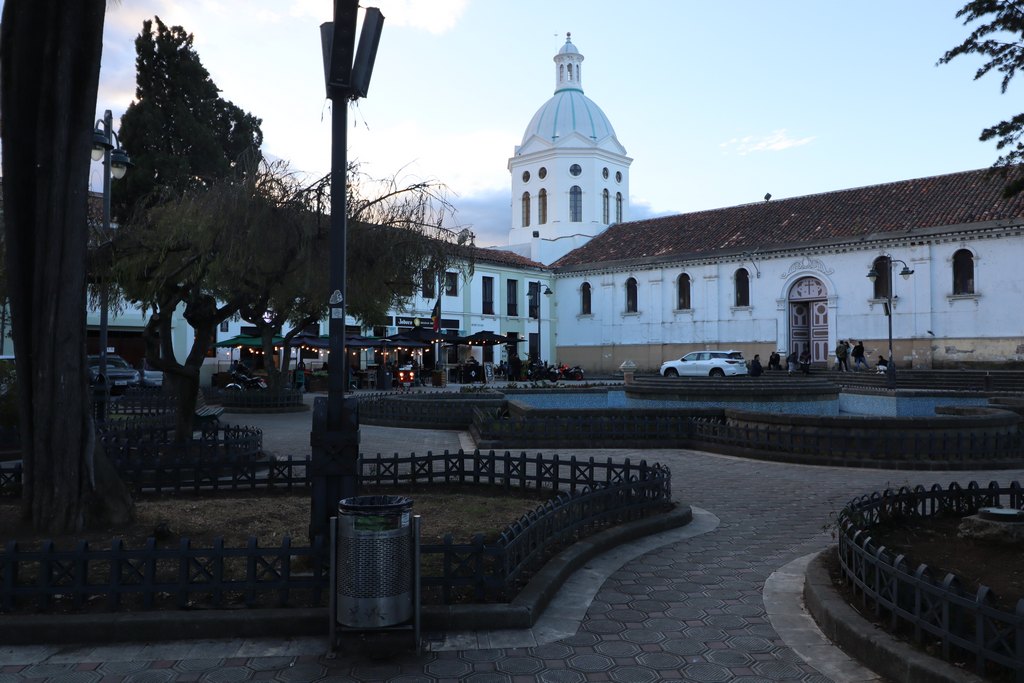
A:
[866,255,914,388]
[90,109,131,419]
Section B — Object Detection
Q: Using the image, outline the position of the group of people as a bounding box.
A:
[833,340,887,373]
[751,342,890,376]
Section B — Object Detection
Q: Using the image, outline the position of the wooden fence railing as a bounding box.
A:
[836,481,1024,682]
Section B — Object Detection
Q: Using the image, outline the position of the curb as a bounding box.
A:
[803,549,987,683]
[0,506,692,645]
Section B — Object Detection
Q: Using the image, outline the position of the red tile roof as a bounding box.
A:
[471,244,547,270]
[552,168,1024,269]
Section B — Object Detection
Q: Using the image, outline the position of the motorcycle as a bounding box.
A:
[560,363,585,381]
[525,360,552,382]
[225,369,268,391]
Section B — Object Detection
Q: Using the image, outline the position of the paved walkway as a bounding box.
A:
[2,394,1021,681]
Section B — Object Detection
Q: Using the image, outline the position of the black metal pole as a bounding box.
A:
[886,267,896,388]
[328,89,348,418]
[98,109,113,420]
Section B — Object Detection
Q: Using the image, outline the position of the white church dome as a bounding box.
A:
[520,34,618,146]
[521,91,617,146]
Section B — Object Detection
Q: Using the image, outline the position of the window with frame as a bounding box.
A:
[734,268,750,307]
[602,189,609,223]
[445,271,459,297]
[615,192,623,223]
[482,276,494,315]
[422,271,435,299]
[871,256,891,299]
[538,189,547,224]
[569,185,582,222]
[625,277,638,313]
[581,282,592,315]
[528,281,540,319]
[677,273,691,310]
[506,279,518,316]
[953,249,975,294]
[521,192,530,228]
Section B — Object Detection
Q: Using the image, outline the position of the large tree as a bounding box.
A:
[1,0,134,532]
[116,17,263,213]
[941,1,1024,195]
[104,16,263,434]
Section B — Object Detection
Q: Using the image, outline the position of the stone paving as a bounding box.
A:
[1,396,1022,681]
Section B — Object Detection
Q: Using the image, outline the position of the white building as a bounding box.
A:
[505,34,631,266]
[501,35,1024,374]
[549,168,1024,373]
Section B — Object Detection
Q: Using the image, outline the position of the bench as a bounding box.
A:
[194,390,223,425]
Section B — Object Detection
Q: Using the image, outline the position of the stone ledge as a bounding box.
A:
[803,549,987,683]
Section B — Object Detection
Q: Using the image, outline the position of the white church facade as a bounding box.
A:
[500,35,1024,374]
[549,168,1024,373]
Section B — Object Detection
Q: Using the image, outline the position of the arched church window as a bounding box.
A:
[567,64,573,81]
[871,256,891,299]
[538,189,547,224]
[581,282,592,315]
[953,249,975,294]
[677,273,691,310]
[734,268,750,307]
[521,192,530,228]
[615,192,623,223]
[602,189,610,223]
[625,277,638,313]
[569,185,582,222]
[559,64,564,83]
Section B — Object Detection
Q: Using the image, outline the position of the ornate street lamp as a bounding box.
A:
[91,109,131,420]
[532,283,552,362]
[866,256,914,388]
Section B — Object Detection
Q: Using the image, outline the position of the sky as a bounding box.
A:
[56,1,1022,246]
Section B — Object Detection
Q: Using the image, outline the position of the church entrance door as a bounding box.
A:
[788,277,829,363]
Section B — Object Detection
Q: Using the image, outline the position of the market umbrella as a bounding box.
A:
[214,334,265,348]
[290,332,329,349]
[464,330,516,346]
[385,333,430,349]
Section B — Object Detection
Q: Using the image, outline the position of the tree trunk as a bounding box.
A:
[1,0,134,532]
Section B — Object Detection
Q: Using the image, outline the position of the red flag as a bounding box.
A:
[431,297,441,332]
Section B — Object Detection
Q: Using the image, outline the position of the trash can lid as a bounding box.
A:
[338,495,413,515]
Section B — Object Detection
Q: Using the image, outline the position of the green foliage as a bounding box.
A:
[114,16,263,216]
[940,1,1024,195]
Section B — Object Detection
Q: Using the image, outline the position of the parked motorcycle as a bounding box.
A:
[560,363,585,381]
[525,360,551,382]
[225,369,268,391]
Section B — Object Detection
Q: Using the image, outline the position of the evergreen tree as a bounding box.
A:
[108,17,264,435]
[116,16,263,213]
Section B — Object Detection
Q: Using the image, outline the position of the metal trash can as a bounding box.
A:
[335,495,414,628]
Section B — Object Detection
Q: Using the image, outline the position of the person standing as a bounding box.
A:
[509,352,522,382]
[851,341,869,371]
[835,340,849,372]
[787,349,799,375]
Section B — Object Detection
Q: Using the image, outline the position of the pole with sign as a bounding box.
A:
[309,0,384,544]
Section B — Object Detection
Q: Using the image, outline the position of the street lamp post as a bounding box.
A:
[91,109,131,420]
[866,255,914,388]
[533,283,552,362]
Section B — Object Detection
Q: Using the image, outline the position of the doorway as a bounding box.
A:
[788,277,829,364]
